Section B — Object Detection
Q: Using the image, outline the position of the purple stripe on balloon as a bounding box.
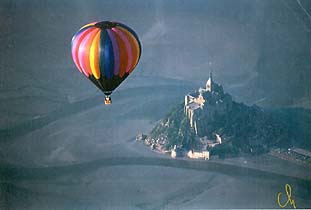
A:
[112,27,133,73]
[107,29,120,76]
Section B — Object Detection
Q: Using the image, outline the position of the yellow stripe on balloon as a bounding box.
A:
[90,30,101,79]
[79,22,97,30]
[118,27,140,72]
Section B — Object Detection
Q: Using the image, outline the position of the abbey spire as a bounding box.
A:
[206,71,213,92]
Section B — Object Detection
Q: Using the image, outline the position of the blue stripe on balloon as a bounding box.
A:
[104,32,114,79]
[99,29,107,78]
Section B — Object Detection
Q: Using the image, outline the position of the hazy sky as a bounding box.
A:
[0,0,310,107]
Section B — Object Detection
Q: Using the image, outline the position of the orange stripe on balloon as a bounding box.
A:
[90,30,101,79]
[78,28,98,77]
[85,29,100,77]
[112,28,128,77]
[117,26,140,73]
[114,27,133,74]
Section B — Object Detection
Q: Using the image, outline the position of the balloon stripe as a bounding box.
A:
[107,29,120,76]
[78,28,98,77]
[117,26,140,73]
[79,21,97,30]
[72,27,94,75]
[116,23,142,60]
[89,30,101,79]
[99,29,107,78]
[111,28,128,77]
[71,26,92,47]
[84,29,100,76]
[104,32,114,79]
[113,27,132,74]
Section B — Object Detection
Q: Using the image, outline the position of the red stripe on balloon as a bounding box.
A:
[78,28,98,77]
[71,28,94,74]
[117,26,140,73]
[80,28,100,77]
[114,27,133,73]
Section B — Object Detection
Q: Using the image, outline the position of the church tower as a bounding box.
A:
[206,71,213,92]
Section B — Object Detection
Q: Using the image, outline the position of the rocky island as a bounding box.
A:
[137,73,311,162]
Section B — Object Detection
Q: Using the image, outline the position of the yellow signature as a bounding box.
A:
[277,183,296,209]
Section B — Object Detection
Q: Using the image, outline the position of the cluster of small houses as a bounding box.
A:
[136,132,222,160]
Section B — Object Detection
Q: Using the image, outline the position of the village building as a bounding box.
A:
[171,145,184,158]
[187,150,210,160]
[136,132,147,141]
[199,133,222,149]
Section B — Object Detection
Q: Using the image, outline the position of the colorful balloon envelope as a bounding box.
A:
[71,21,141,105]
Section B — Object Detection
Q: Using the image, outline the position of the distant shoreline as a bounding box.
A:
[134,137,311,181]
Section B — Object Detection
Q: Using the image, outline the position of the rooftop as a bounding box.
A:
[186,102,201,111]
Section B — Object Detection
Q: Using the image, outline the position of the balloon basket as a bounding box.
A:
[104,96,112,105]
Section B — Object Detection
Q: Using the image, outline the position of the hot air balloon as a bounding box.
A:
[71,21,141,105]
